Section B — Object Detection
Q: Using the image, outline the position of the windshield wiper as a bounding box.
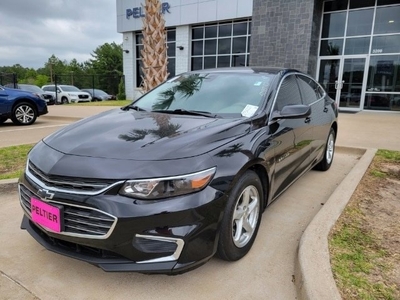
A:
[121,105,147,112]
[151,109,218,118]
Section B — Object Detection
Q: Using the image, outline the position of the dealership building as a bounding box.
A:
[117,0,400,112]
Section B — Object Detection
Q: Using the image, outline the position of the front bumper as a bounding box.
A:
[19,175,227,274]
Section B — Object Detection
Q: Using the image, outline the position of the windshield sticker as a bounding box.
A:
[254,81,262,86]
[241,105,259,118]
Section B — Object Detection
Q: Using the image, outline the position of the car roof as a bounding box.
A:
[186,67,300,76]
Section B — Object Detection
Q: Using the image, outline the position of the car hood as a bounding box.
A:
[43,108,250,160]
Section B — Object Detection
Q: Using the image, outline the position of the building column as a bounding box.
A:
[175,25,190,75]
[122,32,136,100]
[249,0,323,77]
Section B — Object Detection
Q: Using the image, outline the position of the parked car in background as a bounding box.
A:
[42,85,92,104]
[0,85,48,125]
[81,88,115,101]
[15,84,55,105]
[19,67,338,273]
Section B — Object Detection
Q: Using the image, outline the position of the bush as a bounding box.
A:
[117,77,126,100]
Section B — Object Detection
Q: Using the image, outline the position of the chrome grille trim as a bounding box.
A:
[26,161,125,196]
[19,184,118,239]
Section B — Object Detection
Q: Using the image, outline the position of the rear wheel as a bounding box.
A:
[314,128,336,171]
[217,170,263,261]
[11,102,37,125]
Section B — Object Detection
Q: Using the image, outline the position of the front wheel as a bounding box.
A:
[217,170,263,261]
[11,102,37,125]
[61,97,69,104]
[314,128,336,171]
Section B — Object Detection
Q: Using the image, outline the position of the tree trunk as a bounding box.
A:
[141,0,169,92]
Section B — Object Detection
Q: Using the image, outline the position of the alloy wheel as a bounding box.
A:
[15,105,35,124]
[232,185,260,248]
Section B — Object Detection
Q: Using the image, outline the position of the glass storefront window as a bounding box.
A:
[346,9,374,36]
[378,0,400,5]
[191,19,251,70]
[345,37,370,54]
[233,23,247,36]
[205,26,217,38]
[367,55,400,92]
[205,39,217,55]
[364,93,400,110]
[192,40,203,55]
[350,0,375,9]
[218,38,231,54]
[322,12,347,38]
[374,6,400,34]
[219,24,232,37]
[372,34,400,54]
[320,39,344,56]
[232,37,246,54]
[324,0,348,12]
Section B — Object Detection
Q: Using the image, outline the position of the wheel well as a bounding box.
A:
[331,121,338,139]
[12,99,38,114]
[249,164,269,210]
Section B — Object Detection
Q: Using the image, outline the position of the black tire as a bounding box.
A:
[314,128,336,171]
[0,117,7,124]
[217,170,263,261]
[61,97,69,104]
[11,102,37,125]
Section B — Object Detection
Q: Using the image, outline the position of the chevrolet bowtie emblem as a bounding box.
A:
[37,188,55,200]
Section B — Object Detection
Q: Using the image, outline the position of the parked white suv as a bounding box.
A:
[42,85,92,104]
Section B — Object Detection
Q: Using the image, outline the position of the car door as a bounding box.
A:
[268,74,313,200]
[296,75,331,161]
[0,87,10,115]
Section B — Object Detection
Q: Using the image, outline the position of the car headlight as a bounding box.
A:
[119,167,216,199]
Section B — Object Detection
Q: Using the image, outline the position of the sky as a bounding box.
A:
[0,0,122,69]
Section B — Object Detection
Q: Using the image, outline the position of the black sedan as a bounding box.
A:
[19,67,338,274]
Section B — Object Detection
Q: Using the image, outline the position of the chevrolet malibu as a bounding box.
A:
[19,67,338,274]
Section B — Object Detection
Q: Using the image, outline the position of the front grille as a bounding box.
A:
[19,184,117,238]
[79,94,89,99]
[27,161,114,193]
[43,94,53,100]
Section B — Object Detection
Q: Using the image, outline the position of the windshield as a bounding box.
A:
[19,85,43,93]
[134,72,273,117]
[61,85,80,92]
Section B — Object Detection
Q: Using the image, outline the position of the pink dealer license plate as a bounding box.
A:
[31,198,63,233]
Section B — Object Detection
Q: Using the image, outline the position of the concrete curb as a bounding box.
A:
[0,178,19,193]
[295,147,377,300]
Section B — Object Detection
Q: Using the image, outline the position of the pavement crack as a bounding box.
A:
[1,270,40,299]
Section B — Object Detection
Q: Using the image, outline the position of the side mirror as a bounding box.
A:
[271,104,311,121]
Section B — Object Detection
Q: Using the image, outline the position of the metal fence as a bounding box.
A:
[0,73,17,88]
[54,74,122,96]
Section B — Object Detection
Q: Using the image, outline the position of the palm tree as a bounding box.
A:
[141,0,169,92]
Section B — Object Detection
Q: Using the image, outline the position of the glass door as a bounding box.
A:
[318,56,368,111]
[318,59,341,103]
[339,57,368,110]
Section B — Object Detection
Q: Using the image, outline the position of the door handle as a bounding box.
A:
[335,80,338,89]
[323,107,328,113]
[304,117,311,123]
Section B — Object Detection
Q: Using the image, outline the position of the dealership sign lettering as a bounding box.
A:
[126,2,171,19]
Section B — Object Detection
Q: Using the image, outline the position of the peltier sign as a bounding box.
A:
[126,2,171,19]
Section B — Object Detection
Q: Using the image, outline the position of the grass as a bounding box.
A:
[69,100,131,107]
[0,144,34,180]
[329,149,400,300]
